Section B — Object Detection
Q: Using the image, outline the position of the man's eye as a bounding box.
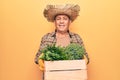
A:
[64,18,68,20]
[56,18,60,20]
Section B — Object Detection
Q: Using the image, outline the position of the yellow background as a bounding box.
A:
[0,0,120,80]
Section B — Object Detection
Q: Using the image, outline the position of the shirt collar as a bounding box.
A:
[51,31,74,38]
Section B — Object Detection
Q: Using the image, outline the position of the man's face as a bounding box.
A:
[54,14,71,33]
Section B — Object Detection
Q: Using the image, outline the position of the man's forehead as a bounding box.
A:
[56,14,69,17]
[55,14,70,19]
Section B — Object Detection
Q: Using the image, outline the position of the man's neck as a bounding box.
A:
[56,31,68,36]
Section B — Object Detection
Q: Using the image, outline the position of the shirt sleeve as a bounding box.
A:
[34,33,49,64]
[75,34,90,64]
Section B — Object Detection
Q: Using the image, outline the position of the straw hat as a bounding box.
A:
[43,4,80,22]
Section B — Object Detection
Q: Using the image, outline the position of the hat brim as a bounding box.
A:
[43,4,80,22]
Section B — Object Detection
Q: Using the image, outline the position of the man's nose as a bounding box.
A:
[60,19,64,23]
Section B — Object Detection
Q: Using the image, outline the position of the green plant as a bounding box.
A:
[39,44,67,61]
[64,43,85,60]
[39,43,85,61]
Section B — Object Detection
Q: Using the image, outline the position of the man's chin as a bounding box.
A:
[57,30,67,33]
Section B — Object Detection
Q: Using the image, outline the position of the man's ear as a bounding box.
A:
[54,20,57,27]
[54,20,56,24]
[69,20,72,24]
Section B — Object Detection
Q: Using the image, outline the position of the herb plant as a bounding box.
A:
[39,43,85,61]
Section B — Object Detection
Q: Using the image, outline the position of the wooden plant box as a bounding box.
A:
[44,60,87,80]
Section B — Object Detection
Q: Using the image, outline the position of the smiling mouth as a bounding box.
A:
[59,25,65,27]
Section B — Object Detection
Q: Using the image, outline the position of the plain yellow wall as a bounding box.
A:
[0,0,120,80]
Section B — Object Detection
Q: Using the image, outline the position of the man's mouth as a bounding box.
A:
[59,25,65,27]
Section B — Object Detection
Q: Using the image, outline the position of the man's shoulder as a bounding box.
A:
[43,32,55,37]
[69,32,80,37]
[42,32,55,39]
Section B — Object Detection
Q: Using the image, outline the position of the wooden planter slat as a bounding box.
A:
[44,60,87,80]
